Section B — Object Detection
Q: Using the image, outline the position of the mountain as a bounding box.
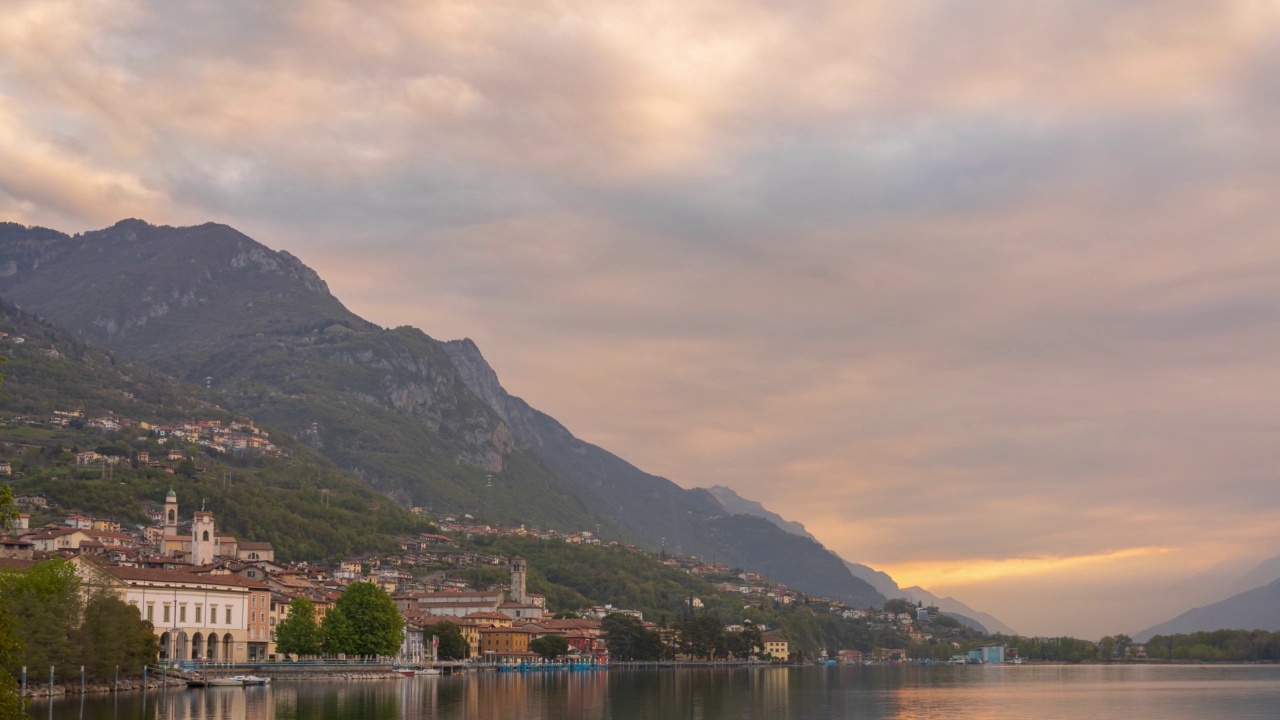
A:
[0,297,426,559]
[899,586,1018,636]
[844,560,903,598]
[705,486,818,541]
[1135,577,1280,642]
[441,339,884,606]
[0,219,884,607]
[1229,553,1280,597]
[698,479,1017,631]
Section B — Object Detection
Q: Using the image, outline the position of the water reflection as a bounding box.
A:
[28,665,1280,720]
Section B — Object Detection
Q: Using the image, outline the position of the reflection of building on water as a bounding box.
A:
[758,666,791,716]
[151,686,268,720]
[415,672,607,719]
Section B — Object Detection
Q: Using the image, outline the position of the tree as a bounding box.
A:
[529,635,570,659]
[677,614,726,660]
[424,621,469,661]
[275,598,322,658]
[0,484,25,720]
[1,557,81,678]
[1114,634,1133,660]
[1098,636,1116,662]
[602,614,663,661]
[883,598,914,615]
[320,605,354,656]
[75,593,158,680]
[334,582,403,658]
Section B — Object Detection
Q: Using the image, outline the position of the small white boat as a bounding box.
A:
[206,677,244,687]
[231,675,270,686]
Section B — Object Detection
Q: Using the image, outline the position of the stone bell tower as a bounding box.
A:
[163,489,179,538]
[191,511,217,565]
[510,556,527,604]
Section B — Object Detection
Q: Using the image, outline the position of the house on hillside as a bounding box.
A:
[762,634,789,660]
[237,542,275,562]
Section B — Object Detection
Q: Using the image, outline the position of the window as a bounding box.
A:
[146,604,154,622]
[179,605,186,623]
[251,611,256,623]
[195,605,202,623]
[163,604,171,623]
[203,530,209,541]
[226,607,232,624]
[211,605,218,624]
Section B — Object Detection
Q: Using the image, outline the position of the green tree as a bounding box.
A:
[1114,633,1133,660]
[602,614,663,661]
[677,614,726,660]
[0,484,26,720]
[334,582,403,658]
[1098,636,1116,662]
[529,635,570,659]
[424,621,468,661]
[75,593,158,680]
[1,557,81,678]
[883,598,914,615]
[275,598,322,658]
[320,605,354,656]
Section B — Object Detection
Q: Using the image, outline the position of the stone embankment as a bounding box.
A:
[21,675,185,697]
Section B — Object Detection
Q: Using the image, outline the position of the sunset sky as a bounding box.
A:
[3,1,1280,637]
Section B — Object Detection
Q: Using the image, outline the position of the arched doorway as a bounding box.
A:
[223,633,235,662]
[176,631,188,661]
[159,632,170,660]
[207,634,219,660]
[192,632,203,661]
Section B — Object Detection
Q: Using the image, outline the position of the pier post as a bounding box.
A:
[20,667,25,696]
[48,667,53,697]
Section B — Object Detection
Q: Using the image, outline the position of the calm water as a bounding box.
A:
[28,665,1280,720]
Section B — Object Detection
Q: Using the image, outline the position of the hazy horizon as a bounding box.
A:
[4,1,1280,638]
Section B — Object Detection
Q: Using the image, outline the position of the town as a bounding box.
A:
[0,487,1028,670]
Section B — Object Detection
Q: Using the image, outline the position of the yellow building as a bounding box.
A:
[479,627,531,657]
[762,634,789,661]
[453,618,485,658]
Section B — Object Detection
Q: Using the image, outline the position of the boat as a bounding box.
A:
[206,677,245,687]
[231,675,270,686]
[395,668,418,677]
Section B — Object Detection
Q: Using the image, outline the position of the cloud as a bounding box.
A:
[3,0,1280,636]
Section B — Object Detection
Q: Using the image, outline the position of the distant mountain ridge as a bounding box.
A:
[1135,577,1280,642]
[700,480,1017,633]
[705,486,818,541]
[0,219,885,608]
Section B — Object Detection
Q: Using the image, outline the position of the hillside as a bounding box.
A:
[1136,577,1280,642]
[0,297,426,559]
[705,485,818,541]
[0,219,885,607]
[699,482,1014,629]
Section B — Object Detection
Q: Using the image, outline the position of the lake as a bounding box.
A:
[27,664,1280,719]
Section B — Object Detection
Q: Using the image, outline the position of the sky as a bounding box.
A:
[3,0,1280,638]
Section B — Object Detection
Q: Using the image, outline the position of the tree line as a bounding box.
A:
[274,582,404,659]
[600,613,766,661]
[0,555,158,718]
